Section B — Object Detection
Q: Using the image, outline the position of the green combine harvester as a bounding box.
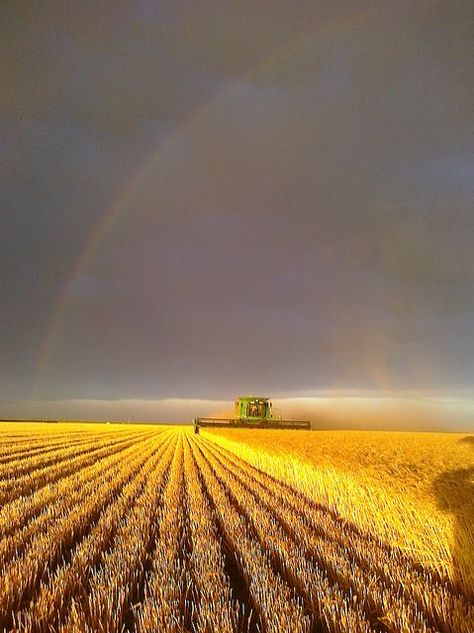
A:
[193,396,310,433]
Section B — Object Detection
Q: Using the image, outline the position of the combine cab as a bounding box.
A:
[193,396,310,433]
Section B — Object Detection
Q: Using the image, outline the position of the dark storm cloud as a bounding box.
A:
[1,1,473,413]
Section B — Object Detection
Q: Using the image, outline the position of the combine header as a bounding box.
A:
[193,396,310,434]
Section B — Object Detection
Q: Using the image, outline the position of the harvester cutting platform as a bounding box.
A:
[193,396,310,433]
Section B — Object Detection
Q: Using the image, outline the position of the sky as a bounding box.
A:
[1,2,473,428]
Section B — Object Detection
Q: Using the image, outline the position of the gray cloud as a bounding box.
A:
[1,1,473,411]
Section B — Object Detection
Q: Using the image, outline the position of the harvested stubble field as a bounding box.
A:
[0,423,472,633]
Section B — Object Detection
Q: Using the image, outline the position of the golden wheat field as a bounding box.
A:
[0,423,472,633]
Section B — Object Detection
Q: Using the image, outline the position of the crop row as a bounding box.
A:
[1,433,170,629]
[196,436,474,633]
[1,426,472,633]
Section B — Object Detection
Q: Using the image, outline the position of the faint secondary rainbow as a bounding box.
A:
[32,4,396,397]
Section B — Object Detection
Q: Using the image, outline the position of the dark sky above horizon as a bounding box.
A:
[1,1,473,408]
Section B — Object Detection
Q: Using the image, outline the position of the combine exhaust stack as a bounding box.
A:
[193,396,310,433]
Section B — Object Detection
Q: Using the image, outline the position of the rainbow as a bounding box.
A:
[32,4,398,397]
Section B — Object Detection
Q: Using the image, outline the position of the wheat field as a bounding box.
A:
[0,423,472,633]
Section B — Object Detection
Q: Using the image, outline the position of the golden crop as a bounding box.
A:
[0,423,472,632]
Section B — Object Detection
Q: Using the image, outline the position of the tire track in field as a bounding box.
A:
[198,436,474,633]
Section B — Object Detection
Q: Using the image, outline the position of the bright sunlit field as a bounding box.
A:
[206,429,474,589]
[0,422,472,632]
